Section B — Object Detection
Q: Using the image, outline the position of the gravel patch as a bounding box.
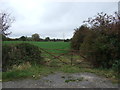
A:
[2,72,119,88]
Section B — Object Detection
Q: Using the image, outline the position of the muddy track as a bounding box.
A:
[2,72,119,88]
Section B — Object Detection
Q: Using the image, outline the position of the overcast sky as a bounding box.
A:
[0,0,119,39]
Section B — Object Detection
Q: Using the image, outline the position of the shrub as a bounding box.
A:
[80,33,120,68]
[2,43,42,71]
[112,59,120,72]
[71,25,89,50]
[71,12,120,69]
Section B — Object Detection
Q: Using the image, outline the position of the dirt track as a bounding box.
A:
[2,72,119,88]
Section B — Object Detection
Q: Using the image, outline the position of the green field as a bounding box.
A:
[2,41,71,54]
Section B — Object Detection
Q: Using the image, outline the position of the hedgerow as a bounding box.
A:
[2,43,42,71]
[71,12,120,71]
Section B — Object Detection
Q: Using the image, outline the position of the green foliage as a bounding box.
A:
[65,77,84,83]
[2,65,57,81]
[2,69,33,81]
[71,25,89,50]
[112,59,120,72]
[45,37,50,41]
[80,30,98,55]
[2,43,42,71]
[80,34,120,69]
[32,33,40,41]
[19,36,27,41]
[71,12,120,69]
[65,79,76,83]
[59,65,80,73]
[2,62,119,83]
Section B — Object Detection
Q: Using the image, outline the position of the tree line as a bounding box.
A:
[2,34,70,42]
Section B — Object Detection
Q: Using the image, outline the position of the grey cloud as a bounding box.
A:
[0,1,118,39]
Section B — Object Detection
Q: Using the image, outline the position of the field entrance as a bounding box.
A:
[3,41,92,68]
[40,47,92,68]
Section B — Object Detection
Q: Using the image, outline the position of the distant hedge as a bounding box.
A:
[2,43,42,71]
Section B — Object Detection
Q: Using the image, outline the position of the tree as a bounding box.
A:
[27,37,32,41]
[0,12,15,36]
[45,37,50,41]
[83,12,120,35]
[19,36,27,41]
[32,33,40,41]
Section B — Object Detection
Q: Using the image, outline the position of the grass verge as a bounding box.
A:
[2,55,119,84]
[2,65,57,82]
[2,64,119,84]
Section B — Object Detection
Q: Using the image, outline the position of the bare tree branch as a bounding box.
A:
[0,12,15,36]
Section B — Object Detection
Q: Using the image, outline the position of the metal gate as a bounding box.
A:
[39,47,92,68]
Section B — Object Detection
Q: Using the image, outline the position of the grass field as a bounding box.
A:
[3,41,71,54]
